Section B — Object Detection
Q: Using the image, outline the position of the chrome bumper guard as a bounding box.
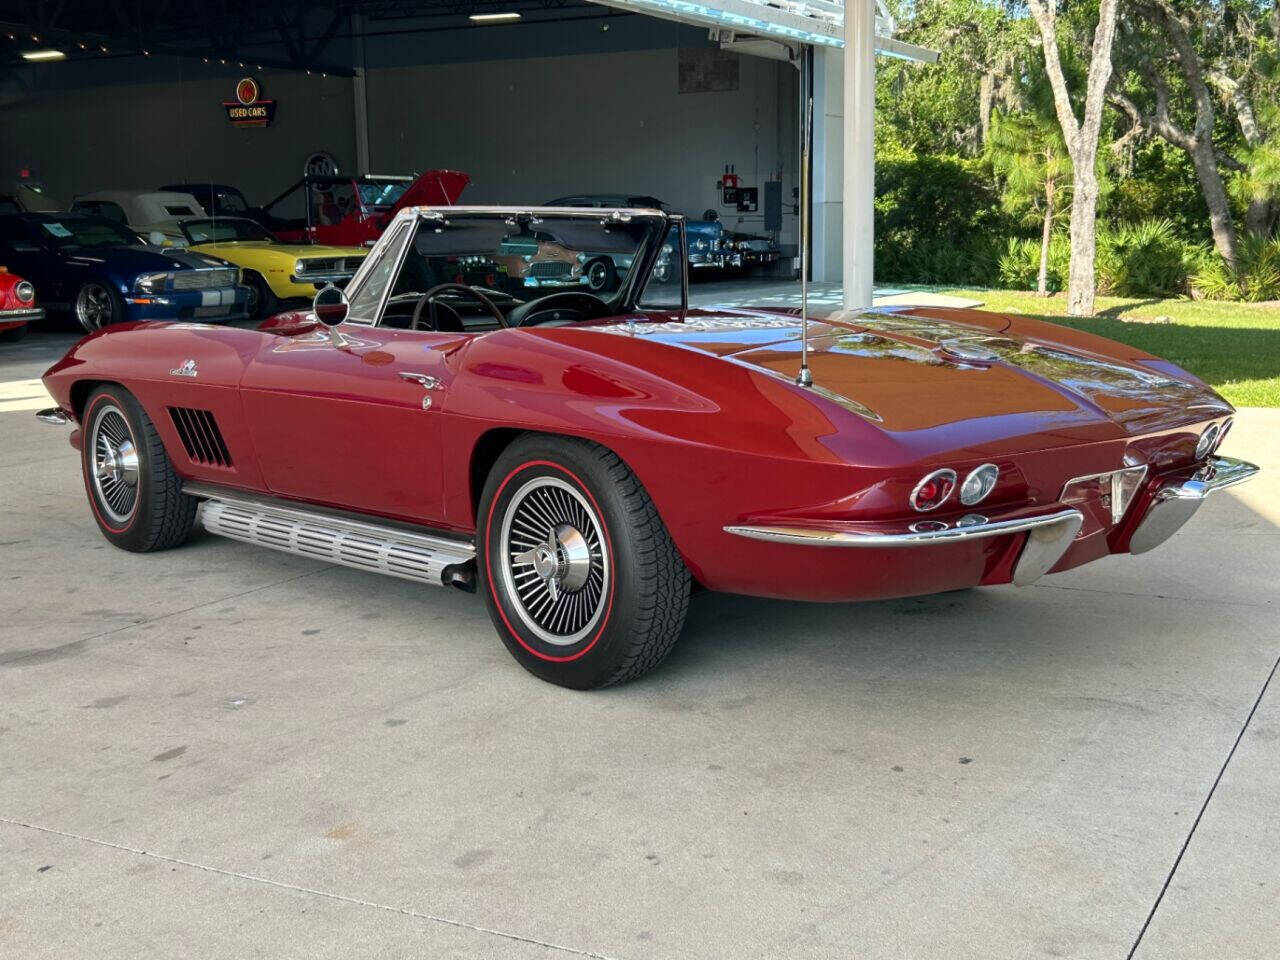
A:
[725,507,1084,586]
[35,407,70,425]
[1129,455,1260,554]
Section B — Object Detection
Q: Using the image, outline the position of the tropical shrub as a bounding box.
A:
[996,235,1070,292]
[1096,220,1195,297]
[1192,236,1280,302]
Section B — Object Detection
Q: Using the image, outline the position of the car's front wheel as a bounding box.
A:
[245,271,279,320]
[479,435,691,689]
[75,280,124,332]
[81,385,198,552]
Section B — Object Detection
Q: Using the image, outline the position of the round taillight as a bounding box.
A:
[960,463,999,506]
[910,468,957,512]
[1195,423,1220,460]
[14,280,35,304]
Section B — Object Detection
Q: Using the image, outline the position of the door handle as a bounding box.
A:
[398,372,442,390]
[399,371,443,410]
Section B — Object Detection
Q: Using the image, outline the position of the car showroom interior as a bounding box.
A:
[2,2,1277,959]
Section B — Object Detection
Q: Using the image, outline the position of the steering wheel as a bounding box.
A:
[411,283,510,331]
[507,291,611,328]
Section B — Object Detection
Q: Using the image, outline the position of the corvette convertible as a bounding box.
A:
[39,205,1259,689]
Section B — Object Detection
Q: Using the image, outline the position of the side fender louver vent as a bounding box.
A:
[168,407,232,467]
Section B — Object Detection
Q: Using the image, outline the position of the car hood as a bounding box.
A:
[597,307,1231,442]
[192,241,367,258]
[64,245,233,274]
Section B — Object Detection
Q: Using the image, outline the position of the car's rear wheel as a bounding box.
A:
[478,435,691,689]
[75,280,124,332]
[82,385,198,552]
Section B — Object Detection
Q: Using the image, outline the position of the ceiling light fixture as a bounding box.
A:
[21,48,66,61]
[469,12,522,21]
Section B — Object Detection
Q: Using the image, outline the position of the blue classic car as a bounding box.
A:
[547,194,779,273]
[0,213,247,331]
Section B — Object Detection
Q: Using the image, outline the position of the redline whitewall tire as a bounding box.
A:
[478,435,691,689]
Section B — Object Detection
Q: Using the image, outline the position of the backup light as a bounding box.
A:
[960,463,999,506]
[910,469,957,513]
[21,49,66,61]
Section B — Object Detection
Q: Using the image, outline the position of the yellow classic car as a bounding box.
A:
[177,217,367,319]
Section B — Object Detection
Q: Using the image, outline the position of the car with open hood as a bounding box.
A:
[38,205,1258,689]
[248,170,469,247]
[0,212,247,331]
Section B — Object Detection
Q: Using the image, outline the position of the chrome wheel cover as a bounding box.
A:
[76,283,114,332]
[89,403,140,524]
[499,476,609,646]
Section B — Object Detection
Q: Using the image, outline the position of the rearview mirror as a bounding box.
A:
[313,284,349,327]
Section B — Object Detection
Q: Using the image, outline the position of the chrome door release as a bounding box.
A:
[399,372,442,390]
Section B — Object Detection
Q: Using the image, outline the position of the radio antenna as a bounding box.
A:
[796,95,814,388]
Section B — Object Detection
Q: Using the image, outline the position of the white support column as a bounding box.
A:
[809,46,843,283]
[352,12,371,175]
[842,0,876,309]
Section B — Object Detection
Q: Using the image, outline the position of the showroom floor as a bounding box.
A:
[2,317,1278,959]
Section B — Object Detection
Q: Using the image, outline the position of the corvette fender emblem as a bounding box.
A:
[171,359,198,378]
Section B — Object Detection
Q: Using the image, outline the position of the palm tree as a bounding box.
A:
[987,108,1072,296]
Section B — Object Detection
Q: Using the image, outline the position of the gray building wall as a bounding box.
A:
[0,17,797,244]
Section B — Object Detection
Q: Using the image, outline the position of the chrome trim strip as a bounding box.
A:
[724,507,1083,548]
[35,407,70,425]
[0,307,44,321]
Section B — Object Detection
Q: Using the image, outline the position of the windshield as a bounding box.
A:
[213,189,248,213]
[182,218,275,243]
[358,180,410,209]
[36,217,138,249]
[387,212,657,302]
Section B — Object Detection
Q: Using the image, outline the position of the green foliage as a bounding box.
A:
[1192,235,1280,302]
[1096,220,1197,297]
[874,142,1008,286]
[997,235,1069,292]
[995,221,1199,297]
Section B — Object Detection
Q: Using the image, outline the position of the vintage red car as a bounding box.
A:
[0,268,42,341]
[252,170,469,247]
[39,206,1259,689]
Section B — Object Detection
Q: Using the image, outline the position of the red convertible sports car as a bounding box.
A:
[39,206,1259,688]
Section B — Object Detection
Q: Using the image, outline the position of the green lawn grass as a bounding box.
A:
[943,288,1280,407]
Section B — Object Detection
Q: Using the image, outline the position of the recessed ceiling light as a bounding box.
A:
[469,12,522,22]
[21,49,66,61]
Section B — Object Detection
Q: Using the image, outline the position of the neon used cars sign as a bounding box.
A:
[223,77,276,127]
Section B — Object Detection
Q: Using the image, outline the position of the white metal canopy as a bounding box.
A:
[590,0,938,63]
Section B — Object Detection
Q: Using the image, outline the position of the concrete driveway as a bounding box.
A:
[2,330,1277,960]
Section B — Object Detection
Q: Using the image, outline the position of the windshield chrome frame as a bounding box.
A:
[339,205,680,328]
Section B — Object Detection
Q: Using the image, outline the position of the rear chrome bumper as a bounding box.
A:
[1129,455,1260,554]
[725,507,1084,586]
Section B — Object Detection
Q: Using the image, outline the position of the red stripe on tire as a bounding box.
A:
[82,393,137,536]
[484,458,616,663]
